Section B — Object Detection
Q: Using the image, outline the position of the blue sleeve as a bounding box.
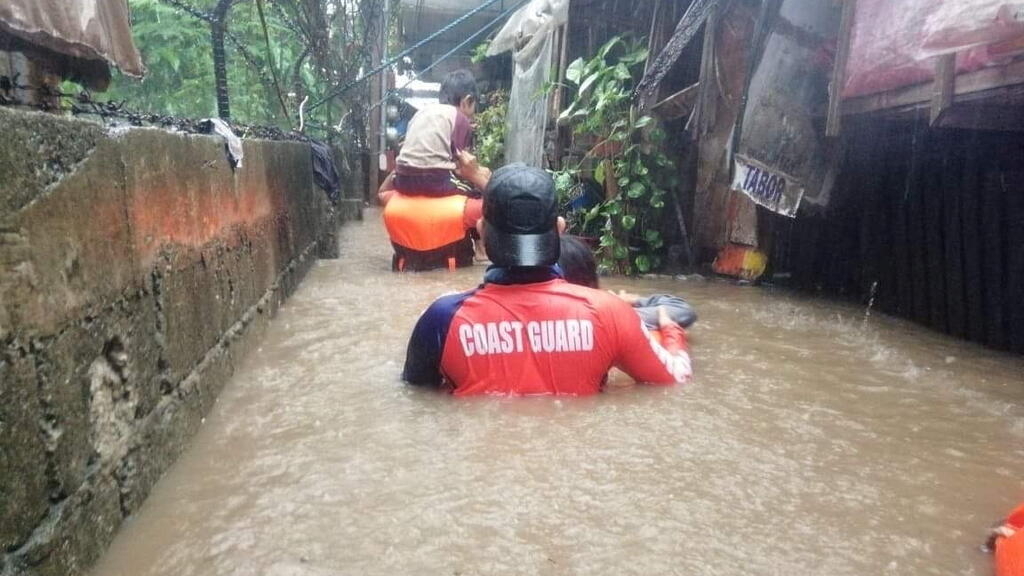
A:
[402,290,475,387]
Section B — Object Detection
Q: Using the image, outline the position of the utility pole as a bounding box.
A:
[379,0,390,174]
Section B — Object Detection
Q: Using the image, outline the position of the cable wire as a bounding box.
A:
[307,0,511,112]
[365,0,526,117]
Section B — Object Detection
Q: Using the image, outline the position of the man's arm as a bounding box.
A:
[402,291,476,387]
[612,303,692,385]
[402,305,446,387]
[454,148,491,191]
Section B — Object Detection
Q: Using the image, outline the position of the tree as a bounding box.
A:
[106,0,392,134]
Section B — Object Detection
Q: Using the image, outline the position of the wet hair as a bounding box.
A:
[439,69,478,107]
[558,236,599,289]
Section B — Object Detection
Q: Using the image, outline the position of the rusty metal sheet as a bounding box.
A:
[0,0,144,77]
[732,0,840,216]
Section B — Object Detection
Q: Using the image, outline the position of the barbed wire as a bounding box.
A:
[0,76,342,143]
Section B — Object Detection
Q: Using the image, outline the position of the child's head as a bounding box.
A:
[440,69,478,119]
[559,236,599,288]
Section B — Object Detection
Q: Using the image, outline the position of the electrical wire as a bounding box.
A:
[307,0,511,112]
[365,0,527,118]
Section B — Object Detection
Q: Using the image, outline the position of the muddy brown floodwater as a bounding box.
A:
[92,209,1024,576]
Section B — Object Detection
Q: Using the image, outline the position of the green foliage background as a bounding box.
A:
[555,36,677,275]
[104,0,393,132]
[473,89,507,169]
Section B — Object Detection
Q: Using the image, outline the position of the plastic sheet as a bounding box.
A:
[503,35,552,167]
[843,0,1024,99]
[921,2,1024,57]
[488,0,569,167]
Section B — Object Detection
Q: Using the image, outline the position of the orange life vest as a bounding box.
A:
[382,193,473,272]
[997,504,1024,576]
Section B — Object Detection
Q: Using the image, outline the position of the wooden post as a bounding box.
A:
[691,7,718,138]
[930,53,956,125]
[550,23,570,169]
[635,0,664,112]
[644,0,663,77]
[826,0,856,137]
[634,0,721,109]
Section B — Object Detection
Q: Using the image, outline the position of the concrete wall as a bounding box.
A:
[0,108,350,575]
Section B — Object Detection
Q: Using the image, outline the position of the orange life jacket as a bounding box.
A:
[997,504,1024,576]
[382,193,473,272]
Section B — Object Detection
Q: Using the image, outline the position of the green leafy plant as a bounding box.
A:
[474,89,508,169]
[470,39,491,64]
[554,36,676,275]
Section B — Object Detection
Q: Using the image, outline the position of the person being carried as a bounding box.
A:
[557,235,698,336]
[402,164,692,396]
[380,69,491,272]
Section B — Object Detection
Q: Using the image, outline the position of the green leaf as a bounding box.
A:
[558,102,577,122]
[634,115,653,129]
[621,214,636,230]
[627,182,645,198]
[579,72,600,95]
[553,171,572,193]
[598,37,623,59]
[649,196,665,208]
[614,245,629,260]
[614,63,631,80]
[594,161,606,185]
[635,254,651,273]
[620,47,649,65]
[565,58,585,84]
[645,230,661,243]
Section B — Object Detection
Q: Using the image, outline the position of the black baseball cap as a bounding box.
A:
[483,163,561,267]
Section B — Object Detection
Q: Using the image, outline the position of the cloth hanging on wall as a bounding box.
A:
[0,0,144,87]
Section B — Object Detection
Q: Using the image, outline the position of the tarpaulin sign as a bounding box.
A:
[731,155,803,217]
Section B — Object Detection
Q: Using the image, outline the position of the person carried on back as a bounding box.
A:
[380,69,492,272]
[402,163,692,395]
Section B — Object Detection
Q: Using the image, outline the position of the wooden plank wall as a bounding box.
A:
[775,120,1024,353]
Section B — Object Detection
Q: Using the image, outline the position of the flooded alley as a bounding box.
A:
[91,212,1024,576]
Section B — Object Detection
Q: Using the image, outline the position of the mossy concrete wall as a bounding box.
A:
[0,108,353,575]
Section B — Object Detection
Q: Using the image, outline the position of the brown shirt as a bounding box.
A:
[394,104,473,194]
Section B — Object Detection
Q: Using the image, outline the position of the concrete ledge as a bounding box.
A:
[0,108,343,576]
